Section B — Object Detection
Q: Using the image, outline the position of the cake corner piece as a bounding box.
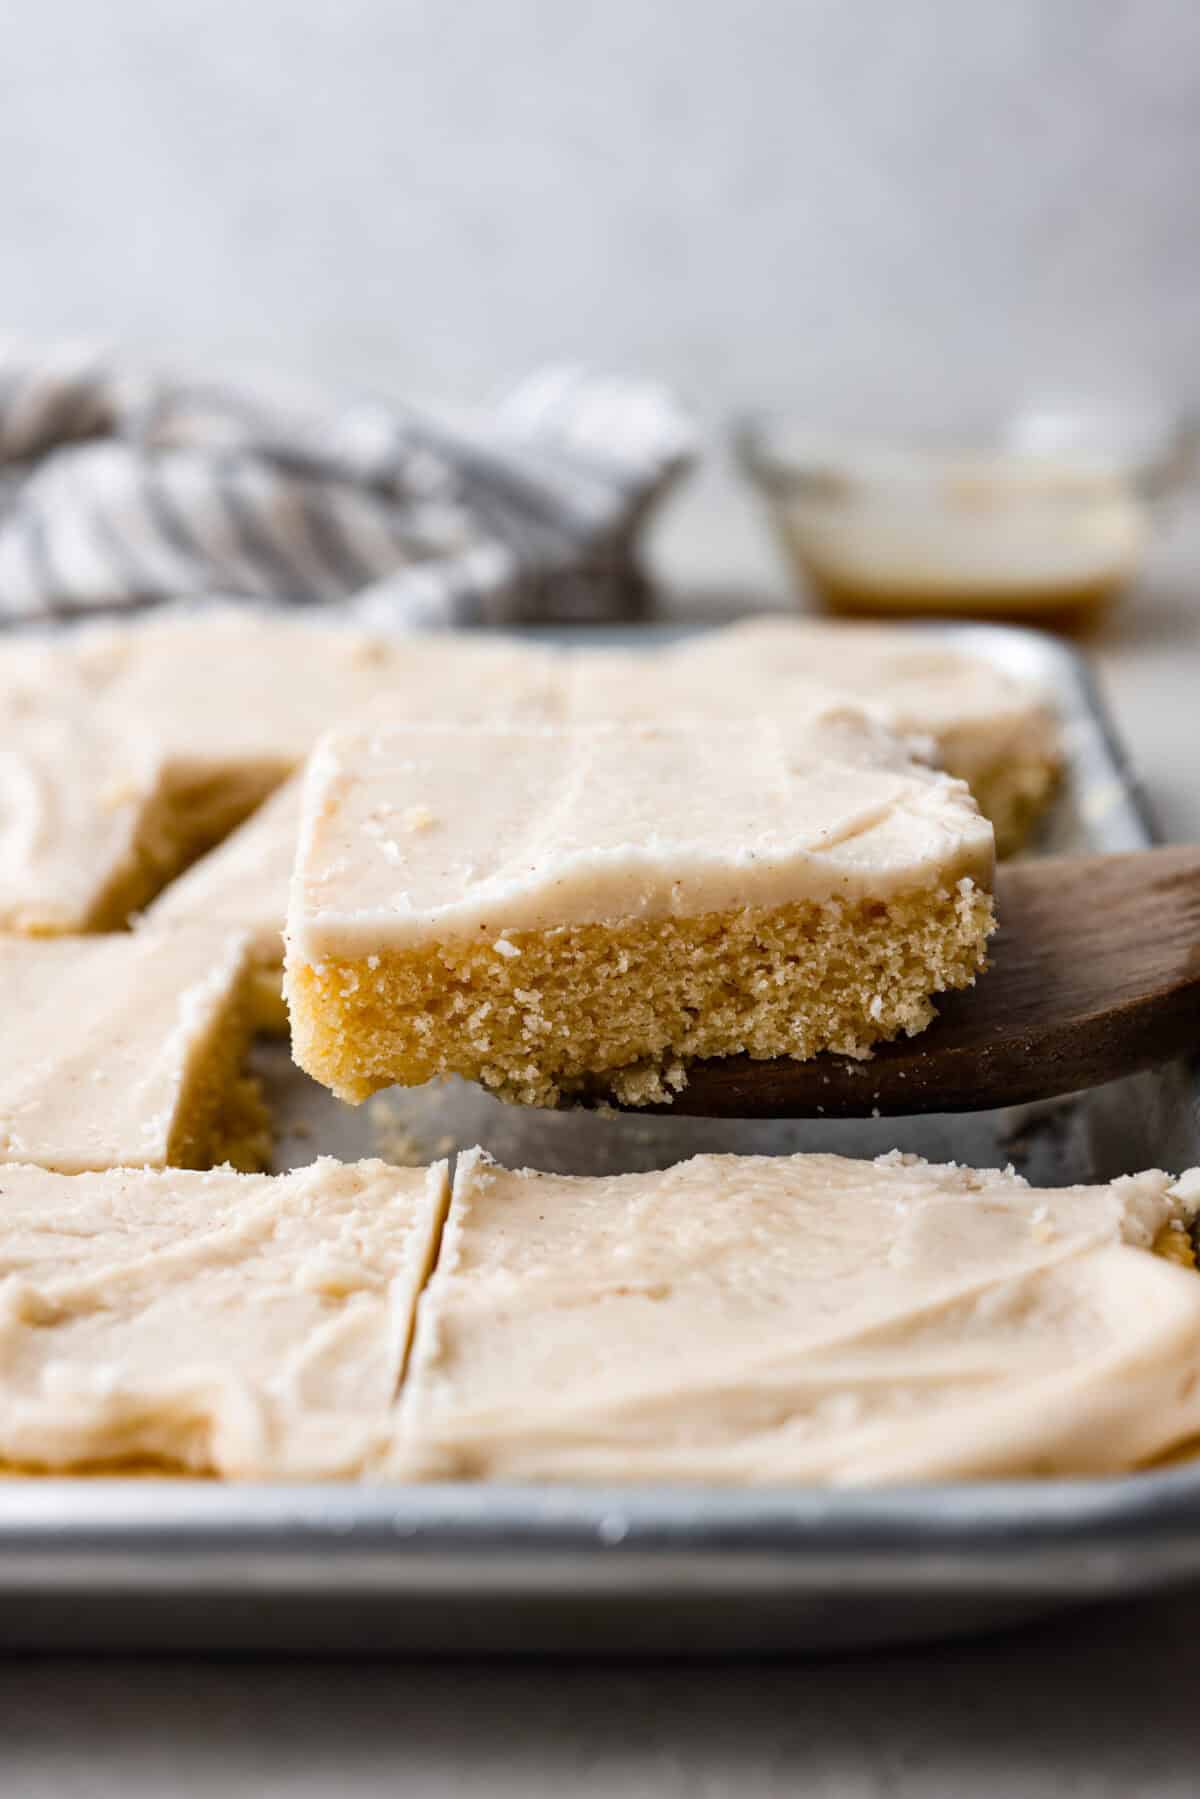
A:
[0,925,272,1174]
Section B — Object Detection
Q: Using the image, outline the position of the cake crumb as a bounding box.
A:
[1031,1203,1056,1243]
[1168,1168,1200,1210]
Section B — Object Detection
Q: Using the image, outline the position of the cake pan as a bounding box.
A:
[0,617,1196,1655]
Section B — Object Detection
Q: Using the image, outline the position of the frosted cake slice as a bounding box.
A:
[0,928,269,1173]
[285,707,995,1107]
[0,1157,449,1478]
[0,696,182,934]
[388,1149,1200,1486]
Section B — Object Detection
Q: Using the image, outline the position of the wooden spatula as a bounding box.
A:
[611,845,1200,1119]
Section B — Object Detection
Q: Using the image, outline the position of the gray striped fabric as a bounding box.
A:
[0,343,695,625]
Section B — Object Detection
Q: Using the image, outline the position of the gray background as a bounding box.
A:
[4,0,1198,421]
[3,2,1200,1791]
[1,1586,1199,1797]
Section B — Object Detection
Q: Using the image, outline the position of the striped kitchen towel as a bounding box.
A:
[0,342,695,625]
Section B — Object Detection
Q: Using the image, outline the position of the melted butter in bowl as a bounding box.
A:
[737,411,1193,627]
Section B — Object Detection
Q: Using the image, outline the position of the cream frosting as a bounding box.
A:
[391,1149,1200,1486]
[655,617,1060,793]
[69,605,563,773]
[0,1157,449,1478]
[0,695,171,933]
[286,712,994,960]
[66,607,412,771]
[0,927,255,1172]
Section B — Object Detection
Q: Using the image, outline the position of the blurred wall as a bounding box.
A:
[2,0,1198,423]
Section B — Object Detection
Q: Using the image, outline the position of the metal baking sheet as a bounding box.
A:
[1,617,1197,1656]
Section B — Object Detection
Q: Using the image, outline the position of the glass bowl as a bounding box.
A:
[733,404,1197,627]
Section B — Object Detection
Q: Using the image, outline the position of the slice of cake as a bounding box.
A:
[0,1157,449,1478]
[388,1149,1200,1486]
[285,706,995,1107]
[0,928,270,1172]
[0,695,184,935]
[147,776,304,1035]
[655,618,1061,855]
